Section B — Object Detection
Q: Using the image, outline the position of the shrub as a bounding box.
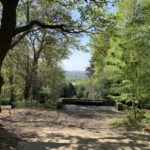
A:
[125,109,145,125]
[16,100,42,108]
[115,109,146,129]
[1,98,10,105]
[56,100,63,109]
[108,110,149,130]
[107,117,124,126]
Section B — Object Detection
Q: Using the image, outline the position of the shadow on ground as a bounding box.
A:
[0,127,149,150]
[0,107,149,150]
[0,127,20,150]
[17,132,150,150]
[61,105,120,119]
[0,106,121,130]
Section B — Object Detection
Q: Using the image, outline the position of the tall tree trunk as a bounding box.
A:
[9,75,15,109]
[9,67,15,109]
[23,57,39,100]
[0,0,19,112]
[24,73,32,100]
[0,73,4,112]
[32,57,39,99]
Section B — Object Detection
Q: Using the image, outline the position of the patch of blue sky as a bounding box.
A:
[62,2,115,71]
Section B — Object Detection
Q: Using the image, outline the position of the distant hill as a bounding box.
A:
[65,71,87,79]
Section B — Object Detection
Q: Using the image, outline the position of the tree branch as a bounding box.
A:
[10,31,30,49]
[11,28,40,49]
[13,20,94,36]
[14,20,67,36]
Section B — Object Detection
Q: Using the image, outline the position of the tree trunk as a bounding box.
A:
[9,72,15,109]
[0,74,4,112]
[24,57,39,100]
[0,0,19,112]
[32,57,39,100]
[24,73,32,100]
[133,99,137,120]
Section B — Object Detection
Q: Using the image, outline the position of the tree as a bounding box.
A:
[2,30,69,102]
[89,0,150,122]
[60,82,76,98]
[86,27,114,99]
[2,56,16,108]
[116,0,150,119]
[0,0,111,112]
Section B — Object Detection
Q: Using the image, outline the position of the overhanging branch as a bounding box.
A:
[14,20,67,36]
[10,31,30,49]
[14,20,94,37]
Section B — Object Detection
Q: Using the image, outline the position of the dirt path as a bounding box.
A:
[0,105,150,150]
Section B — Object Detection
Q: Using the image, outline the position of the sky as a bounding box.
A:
[61,2,114,72]
[62,35,91,71]
[62,9,91,72]
[62,50,91,71]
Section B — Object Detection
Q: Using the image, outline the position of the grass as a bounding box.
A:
[107,117,125,126]
[107,110,150,131]
[15,99,57,109]
[145,111,150,119]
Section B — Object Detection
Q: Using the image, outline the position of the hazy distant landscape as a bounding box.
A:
[65,71,87,79]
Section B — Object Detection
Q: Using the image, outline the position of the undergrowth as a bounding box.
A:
[107,110,150,131]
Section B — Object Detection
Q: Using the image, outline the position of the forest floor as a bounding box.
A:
[0,105,150,150]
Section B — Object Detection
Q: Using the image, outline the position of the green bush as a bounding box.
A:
[107,117,125,126]
[143,100,150,109]
[108,110,149,130]
[56,101,63,109]
[1,98,10,105]
[16,100,42,108]
[43,99,57,108]
[122,109,146,128]
[15,99,57,108]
